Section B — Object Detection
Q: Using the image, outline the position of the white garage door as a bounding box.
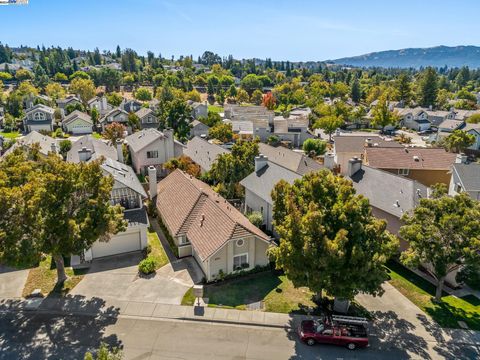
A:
[91,231,141,259]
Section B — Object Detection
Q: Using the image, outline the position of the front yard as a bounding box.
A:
[182,271,316,312]
[0,131,20,139]
[22,255,86,297]
[386,261,480,330]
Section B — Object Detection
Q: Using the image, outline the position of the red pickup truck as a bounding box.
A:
[298,315,369,350]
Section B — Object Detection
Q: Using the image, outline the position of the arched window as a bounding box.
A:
[34,112,46,121]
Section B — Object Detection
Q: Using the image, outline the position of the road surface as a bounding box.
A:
[0,311,478,360]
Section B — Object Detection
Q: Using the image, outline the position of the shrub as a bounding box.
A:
[138,257,156,275]
[246,211,263,228]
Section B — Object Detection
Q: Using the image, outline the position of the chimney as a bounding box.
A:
[255,154,268,172]
[148,166,157,199]
[50,142,58,154]
[347,156,362,177]
[323,152,335,170]
[365,138,372,147]
[429,105,433,111]
[100,96,108,113]
[78,147,92,162]
[116,138,124,163]
[455,153,468,164]
[164,128,174,160]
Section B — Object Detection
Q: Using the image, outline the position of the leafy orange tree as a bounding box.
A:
[262,92,276,110]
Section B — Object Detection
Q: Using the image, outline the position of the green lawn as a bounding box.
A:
[208,105,223,114]
[182,271,315,313]
[386,261,480,330]
[22,255,86,297]
[0,131,20,139]
[147,228,169,270]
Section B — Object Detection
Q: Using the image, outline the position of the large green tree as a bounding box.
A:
[0,149,126,283]
[442,130,475,153]
[395,72,412,105]
[370,95,400,132]
[400,185,480,300]
[417,67,438,107]
[270,169,398,300]
[209,140,259,199]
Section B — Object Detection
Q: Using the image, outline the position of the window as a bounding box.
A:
[33,112,46,120]
[146,116,153,123]
[178,236,189,245]
[398,169,409,176]
[236,239,244,247]
[147,151,158,159]
[233,253,248,271]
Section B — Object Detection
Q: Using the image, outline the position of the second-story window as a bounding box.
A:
[34,112,46,120]
[147,151,158,159]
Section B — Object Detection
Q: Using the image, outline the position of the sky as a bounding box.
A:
[0,0,479,61]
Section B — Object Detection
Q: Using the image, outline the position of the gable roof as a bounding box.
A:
[62,110,92,126]
[184,136,230,172]
[2,131,57,157]
[240,161,301,205]
[365,147,457,170]
[125,128,166,153]
[57,95,81,106]
[100,108,129,123]
[134,107,154,119]
[452,163,480,192]
[25,103,55,115]
[191,119,209,129]
[66,135,117,163]
[258,143,322,175]
[334,135,402,154]
[156,169,270,261]
[438,119,464,131]
[349,165,428,218]
[101,158,147,198]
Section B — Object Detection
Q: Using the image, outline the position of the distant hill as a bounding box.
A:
[330,46,480,69]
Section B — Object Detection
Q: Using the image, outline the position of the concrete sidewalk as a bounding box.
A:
[0,296,304,330]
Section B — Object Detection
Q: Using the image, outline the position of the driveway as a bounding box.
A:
[0,265,29,299]
[70,253,203,305]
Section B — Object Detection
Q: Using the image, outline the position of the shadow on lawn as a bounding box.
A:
[424,300,480,330]
[0,295,122,359]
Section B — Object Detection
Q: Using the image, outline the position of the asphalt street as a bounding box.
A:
[0,311,478,360]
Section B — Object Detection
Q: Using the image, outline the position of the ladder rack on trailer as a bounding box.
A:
[331,315,368,326]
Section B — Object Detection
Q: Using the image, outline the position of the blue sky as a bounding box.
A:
[0,0,479,61]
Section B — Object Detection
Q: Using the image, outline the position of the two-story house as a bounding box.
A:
[122,99,143,113]
[449,160,480,200]
[272,108,313,147]
[22,104,55,133]
[125,128,184,174]
[71,157,148,266]
[134,108,159,129]
[155,168,273,281]
[99,108,130,132]
[395,107,431,131]
[88,96,113,116]
[187,100,208,119]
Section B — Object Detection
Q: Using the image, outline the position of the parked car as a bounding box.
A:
[298,315,369,350]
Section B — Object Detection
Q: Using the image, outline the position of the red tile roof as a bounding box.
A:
[156,169,271,261]
[365,147,457,170]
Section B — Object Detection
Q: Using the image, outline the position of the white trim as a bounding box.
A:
[233,252,249,271]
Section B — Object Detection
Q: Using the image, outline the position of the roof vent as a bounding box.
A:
[394,200,400,208]
[404,148,409,153]
[413,155,420,161]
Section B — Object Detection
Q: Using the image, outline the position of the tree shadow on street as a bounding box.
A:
[0,295,121,359]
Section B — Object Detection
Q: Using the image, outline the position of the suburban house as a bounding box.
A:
[24,93,53,110]
[71,158,149,266]
[364,147,457,186]
[463,123,480,151]
[395,107,431,131]
[258,143,323,175]
[125,128,184,174]
[155,169,273,281]
[449,161,480,200]
[224,104,275,126]
[240,155,301,232]
[88,96,113,116]
[66,135,119,163]
[134,107,159,129]
[22,104,55,133]
[346,157,428,248]
[187,100,208,119]
[62,110,93,135]
[184,136,230,173]
[122,99,143,113]
[99,108,130,132]
[436,121,480,152]
[190,119,209,138]
[333,135,402,175]
[272,108,313,147]
[230,118,270,141]
[1,131,58,158]
[57,95,82,111]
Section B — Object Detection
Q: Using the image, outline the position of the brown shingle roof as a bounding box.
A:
[156,169,270,261]
[365,147,457,170]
